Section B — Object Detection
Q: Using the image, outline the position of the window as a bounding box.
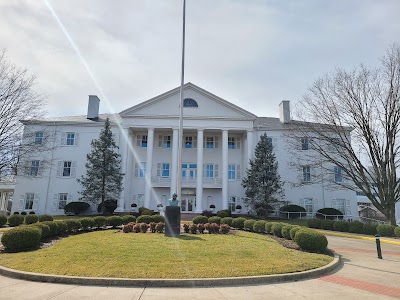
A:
[205,136,218,149]
[185,136,197,148]
[303,166,311,182]
[162,163,170,178]
[228,165,236,180]
[333,199,345,214]
[228,137,241,149]
[139,162,146,177]
[137,194,144,207]
[35,131,44,144]
[30,160,40,176]
[334,166,342,183]
[141,135,148,148]
[163,136,171,148]
[304,198,313,213]
[66,132,75,145]
[228,196,236,212]
[266,137,273,148]
[62,161,72,177]
[301,138,309,150]
[205,164,214,178]
[59,193,68,209]
[25,193,34,210]
[183,98,198,107]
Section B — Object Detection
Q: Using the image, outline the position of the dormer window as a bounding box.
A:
[183,98,198,107]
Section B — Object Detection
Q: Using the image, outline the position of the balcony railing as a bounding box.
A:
[151,176,222,187]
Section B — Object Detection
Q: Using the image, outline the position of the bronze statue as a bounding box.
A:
[168,193,179,206]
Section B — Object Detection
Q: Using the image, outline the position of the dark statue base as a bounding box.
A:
[164,206,181,237]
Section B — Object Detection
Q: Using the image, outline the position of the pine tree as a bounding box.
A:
[242,133,284,217]
[77,118,124,214]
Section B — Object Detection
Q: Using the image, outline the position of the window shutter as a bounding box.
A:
[193,136,197,148]
[56,161,63,177]
[74,133,79,146]
[345,199,351,215]
[61,132,67,145]
[236,165,241,180]
[203,164,205,178]
[67,194,73,203]
[53,194,58,211]
[237,138,241,149]
[214,136,219,148]
[203,138,206,149]
[331,199,337,209]
[214,164,219,178]
[134,163,139,177]
[158,135,162,148]
[70,161,77,178]
[24,161,30,176]
[38,161,43,177]
[136,135,141,147]
[19,195,24,210]
[33,194,39,210]
[157,163,161,177]
[313,199,319,212]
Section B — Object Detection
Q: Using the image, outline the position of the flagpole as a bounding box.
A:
[177,0,186,202]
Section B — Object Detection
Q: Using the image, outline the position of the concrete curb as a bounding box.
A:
[318,230,400,246]
[0,251,340,287]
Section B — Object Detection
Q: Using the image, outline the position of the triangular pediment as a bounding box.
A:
[120,83,257,119]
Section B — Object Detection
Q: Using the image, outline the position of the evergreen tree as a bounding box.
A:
[77,118,124,214]
[242,133,284,217]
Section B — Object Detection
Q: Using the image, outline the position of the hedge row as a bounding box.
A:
[0,214,54,227]
[0,215,136,252]
[182,223,230,234]
[306,218,399,237]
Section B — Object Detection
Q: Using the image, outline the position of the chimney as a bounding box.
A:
[279,100,290,123]
[87,95,100,120]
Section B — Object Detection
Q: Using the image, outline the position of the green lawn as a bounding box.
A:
[0,230,332,279]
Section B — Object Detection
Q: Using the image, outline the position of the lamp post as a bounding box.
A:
[375,234,383,259]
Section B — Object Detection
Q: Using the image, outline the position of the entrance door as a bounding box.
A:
[181,196,195,212]
[182,164,197,183]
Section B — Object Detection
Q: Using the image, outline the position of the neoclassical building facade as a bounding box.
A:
[12,83,360,218]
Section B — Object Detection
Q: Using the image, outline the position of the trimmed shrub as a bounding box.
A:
[208,216,221,225]
[265,222,273,234]
[307,218,321,229]
[221,217,233,226]
[64,219,82,232]
[151,215,165,223]
[41,221,58,236]
[39,214,53,222]
[217,209,231,218]
[363,223,378,235]
[294,229,328,253]
[193,216,208,224]
[123,223,134,233]
[231,217,246,229]
[107,216,123,228]
[349,221,364,234]
[79,217,95,230]
[197,223,205,234]
[320,219,334,230]
[271,223,285,237]
[8,214,24,227]
[208,223,220,234]
[122,215,137,225]
[133,223,141,233]
[316,208,343,220]
[189,224,198,234]
[253,220,267,233]
[149,222,156,233]
[94,216,107,228]
[183,223,190,233]
[31,223,50,238]
[141,209,153,216]
[24,214,39,225]
[155,222,164,233]
[64,201,90,215]
[201,210,213,218]
[136,215,152,224]
[140,222,148,233]
[244,219,256,231]
[333,221,350,232]
[282,225,296,240]
[97,200,117,214]
[394,226,400,238]
[54,221,68,235]
[290,226,303,240]
[220,224,230,234]
[138,207,151,215]
[377,224,395,237]
[0,215,8,227]
[1,227,41,251]
[279,204,306,219]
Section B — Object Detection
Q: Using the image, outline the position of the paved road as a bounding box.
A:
[0,235,399,300]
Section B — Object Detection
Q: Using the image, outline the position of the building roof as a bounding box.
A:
[21,114,121,125]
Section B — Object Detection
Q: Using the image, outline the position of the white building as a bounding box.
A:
[12,83,359,218]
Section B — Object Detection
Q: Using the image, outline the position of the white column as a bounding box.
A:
[196,129,204,213]
[222,129,229,210]
[125,132,134,210]
[116,128,129,212]
[247,130,254,169]
[171,128,179,196]
[144,128,154,208]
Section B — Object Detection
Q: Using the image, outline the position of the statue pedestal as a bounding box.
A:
[164,206,181,237]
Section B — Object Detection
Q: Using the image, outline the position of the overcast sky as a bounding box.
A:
[1,0,399,118]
